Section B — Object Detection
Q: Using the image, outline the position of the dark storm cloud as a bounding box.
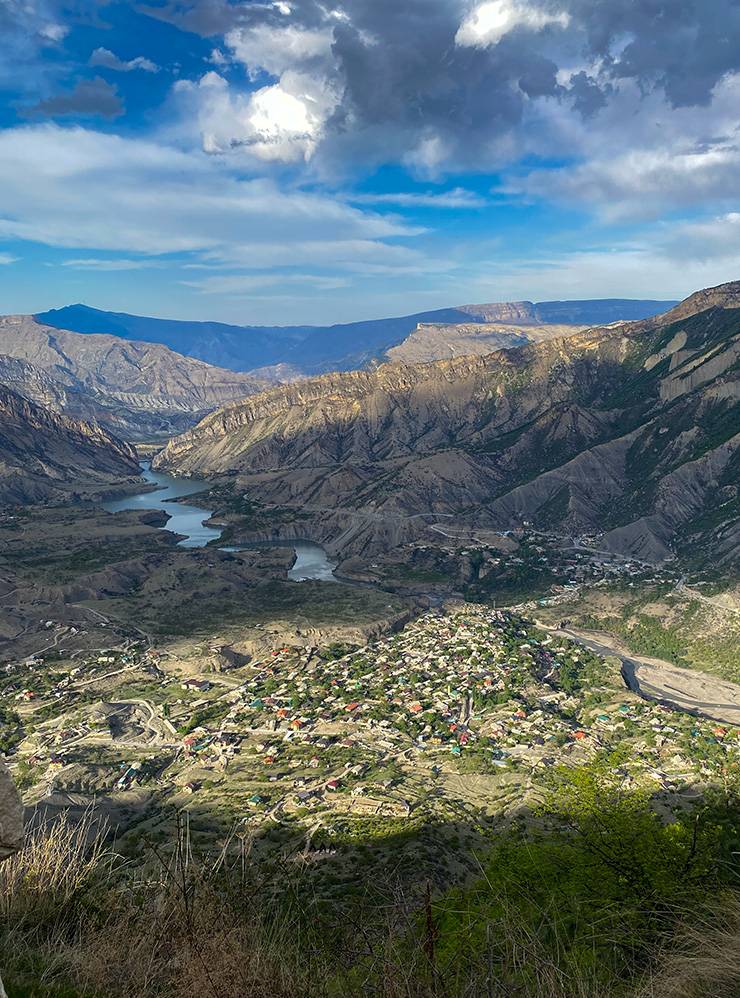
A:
[573,0,740,108]
[140,0,740,168]
[20,76,124,118]
[327,2,561,148]
[567,71,612,118]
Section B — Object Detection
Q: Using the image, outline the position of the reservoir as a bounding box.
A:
[287,540,338,582]
[103,464,338,580]
[223,540,338,583]
[101,463,220,548]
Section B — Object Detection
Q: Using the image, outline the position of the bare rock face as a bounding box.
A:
[385,321,585,365]
[0,757,23,861]
[456,301,542,324]
[658,280,740,324]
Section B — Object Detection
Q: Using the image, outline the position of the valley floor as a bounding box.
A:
[4,495,740,997]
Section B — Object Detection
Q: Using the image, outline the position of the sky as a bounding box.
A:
[1,0,740,325]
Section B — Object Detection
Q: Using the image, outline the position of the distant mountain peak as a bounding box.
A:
[38,296,679,378]
[0,314,272,441]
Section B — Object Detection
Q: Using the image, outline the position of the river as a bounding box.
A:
[101,464,338,580]
[101,464,221,548]
[551,624,740,727]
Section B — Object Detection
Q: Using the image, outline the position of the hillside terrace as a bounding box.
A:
[6,603,739,825]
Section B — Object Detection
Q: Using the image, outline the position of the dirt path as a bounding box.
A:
[676,575,740,617]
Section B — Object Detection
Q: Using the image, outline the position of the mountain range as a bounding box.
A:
[0,291,708,547]
[38,298,678,379]
[153,281,740,568]
[0,315,270,440]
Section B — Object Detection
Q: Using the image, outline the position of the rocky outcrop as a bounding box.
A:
[657,280,740,324]
[0,756,23,998]
[0,757,23,862]
[0,315,271,440]
[385,321,583,365]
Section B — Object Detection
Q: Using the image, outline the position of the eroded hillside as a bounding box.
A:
[0,384,141,504]
[154,281,740,566]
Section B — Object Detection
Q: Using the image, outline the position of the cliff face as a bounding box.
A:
[0,385,141,504]
[385,321,584,365]
[153,281,740,565]
[0,315,272,440]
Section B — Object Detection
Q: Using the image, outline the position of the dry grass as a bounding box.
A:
[634,895,740,998]
[0,807,110,922]
[2,810,737,998]
[0,810,608,998]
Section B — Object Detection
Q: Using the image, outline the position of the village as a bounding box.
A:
[2,596,738,851]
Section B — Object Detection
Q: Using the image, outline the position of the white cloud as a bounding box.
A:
[503,73,740,219]
[225,23,334,79]
[182,272,351,295]
[186,69,339,161]
[246,81,320,157]
[39,21,68,42]
[403,135,450,175]
[351,188,486,208]
[90,47,160,73]
[197,237,442,274]
[62,258,164,270]
[470,235,740,304]
[176,19,342,162]
[456,0,569,48]
[522,143,740,220]
[661,212,740,263]
[0,124,427,272]
[0,253,18,265]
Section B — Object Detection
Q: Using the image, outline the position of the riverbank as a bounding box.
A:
[546,623,740,727]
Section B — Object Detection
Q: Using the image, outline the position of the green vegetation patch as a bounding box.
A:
[99,579,410,637]
[18,539,163,584]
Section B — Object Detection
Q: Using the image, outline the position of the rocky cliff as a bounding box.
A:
[385,321,585,365]
[0,315,271,440]
[0,385,142,504]
[153,280,740,566]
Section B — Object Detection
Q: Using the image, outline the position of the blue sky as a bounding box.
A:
[1,0,740,325]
